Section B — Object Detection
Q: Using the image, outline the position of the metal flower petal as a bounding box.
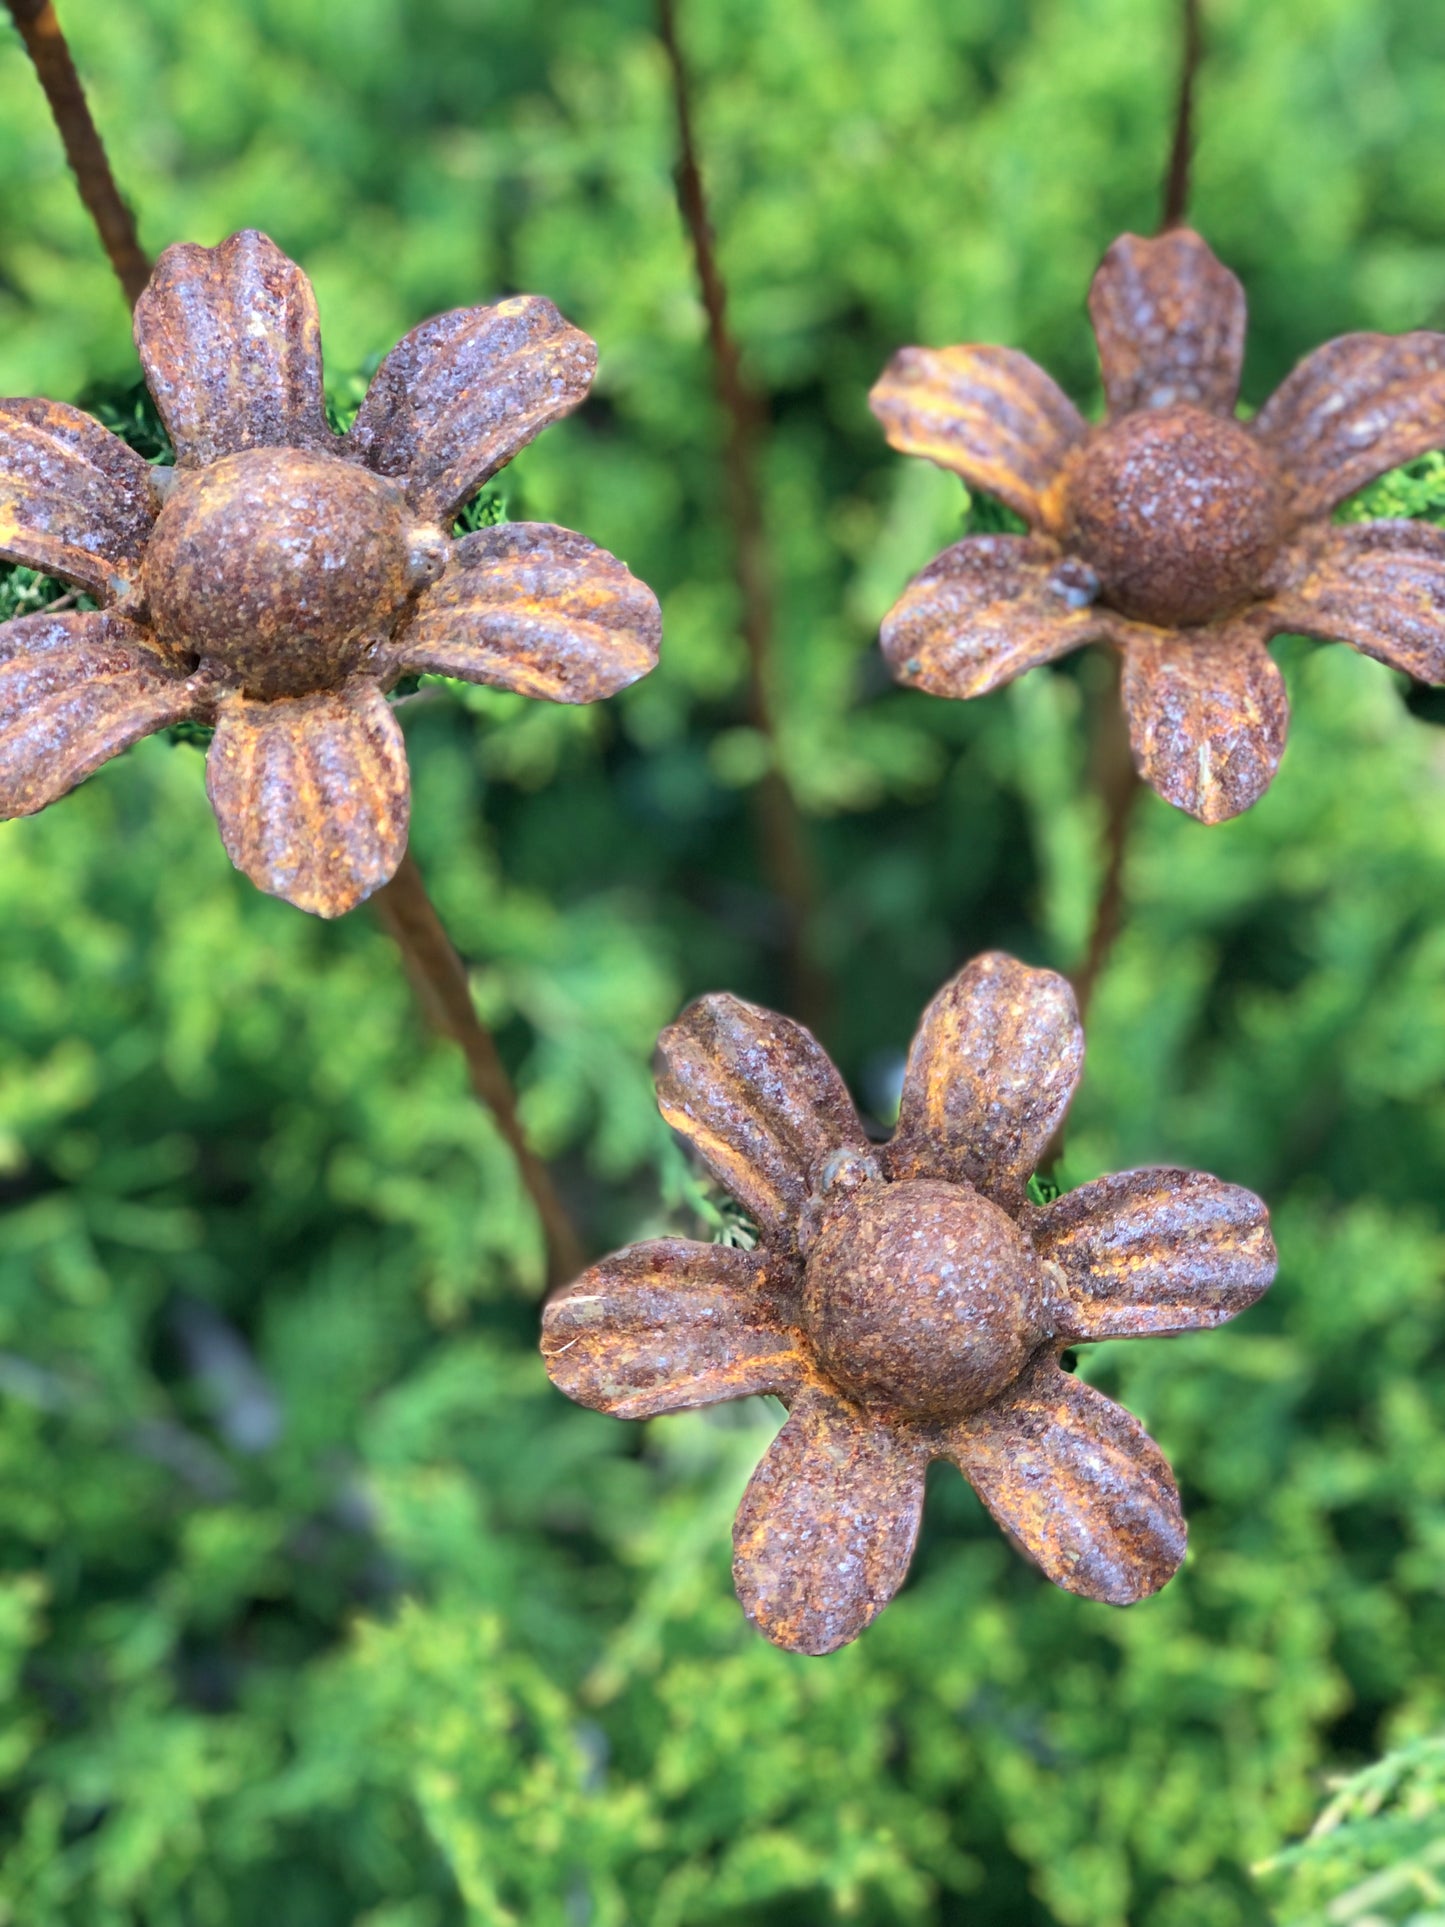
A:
[541,1239,804,1420]
[880,535,1117,699]
[1267,521,1445,683]
[134,230,332,467]
[868,344,1086,526]
[732,1383,926,1656]
[205,678,409,918]
[948,1354,1186,1604]
[1,612,201,816]
[344,297,597,522]
[386,523,661,702]
[1253,331,1445,524]
[889,951,1084,1210]
[1088,229,1246,418]
[0,399,156,599]
[1120,622,1289,823]
[1031,1168,1277,1342]
[655,994,869,1252]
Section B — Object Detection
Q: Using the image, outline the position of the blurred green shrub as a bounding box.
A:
[3,1,1445,1922]
[1258,1735,1445,1925]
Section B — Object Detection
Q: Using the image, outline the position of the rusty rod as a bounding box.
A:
[656,0,829,1034]
[1159,0,1203,233]
[4,0,151,306]
[1072,0,1205,1026]
[1070,663,1140,1025]
[371,851,586,1290]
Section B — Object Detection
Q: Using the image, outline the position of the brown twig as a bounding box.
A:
[1159,0,1203,232]
[4,0,151,306]
[656,0,829,1035]
[371,852,586,1290]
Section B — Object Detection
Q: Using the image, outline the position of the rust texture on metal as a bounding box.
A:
[388,523,663,702]
[343,297,597,523]
[0,230,662,916]
[1059,405,1283,628]
[871,226,1445,824]
[542,949,1277,1656]
[1268,520,1445,681]
[0,397,156,597]
[1088,228,1244,417]
[871,344,1087,526]
[880,536,1112,701]
[134,232,333,466]
[204,681,410,922]
[0,611,205,813]
[1118,621,1290,822]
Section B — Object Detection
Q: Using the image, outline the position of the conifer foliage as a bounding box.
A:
[1,2,1444,1923]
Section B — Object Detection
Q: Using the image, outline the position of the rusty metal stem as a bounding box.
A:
[5,0,151,307]
[371,851,586,1290]
[1159,0,1203,232]
[1071,666,1140,1025]
[1070,0,1202,1030]
[656,0,829,1035]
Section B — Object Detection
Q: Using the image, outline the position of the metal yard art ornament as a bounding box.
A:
[0,230,661,916]
[543,952,1277,1655]
[872,228,1445,823]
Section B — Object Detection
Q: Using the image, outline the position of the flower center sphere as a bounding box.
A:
[1062,403,1283,628]
[143,448,445,698]
[803,1178,1045,1421]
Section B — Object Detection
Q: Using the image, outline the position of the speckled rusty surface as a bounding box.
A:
[0,611,203,814]
[387,522,661,702]
[1119,621,1289,823]
[1028,1167,1277,1341]
[344,296,597,523]
[542,1239,805,1419]
[1088,229,1245,417]
[880,535,1116,699]
[947,1354,1186,1605]
[205,679,410,919]
[0,397,155,598]
[654,992,869,1253]
[869,343,1087,525]
[1059,404,1283,627]
[888,951,1085,1210]
[144,448,439,699]
[0,229,662,915]
[1254,331,1445,524]
[1268,521,1445,683]
[732,1384,927,1656]
[870,225,1445,822]
[804,1179,1045,1417]
[135,231,333,466]
[541,950,1277,1654]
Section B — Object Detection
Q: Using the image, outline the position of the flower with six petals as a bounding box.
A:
[0,229,662,915]
[871,228,1445,822]
[542,951,1276,1655]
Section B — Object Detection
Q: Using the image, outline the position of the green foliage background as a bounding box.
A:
[3,0,1445,1920]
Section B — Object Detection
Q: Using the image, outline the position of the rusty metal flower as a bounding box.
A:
[542,951,1276,1655]
[871,228,1445,822]
[0,230,662,915]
